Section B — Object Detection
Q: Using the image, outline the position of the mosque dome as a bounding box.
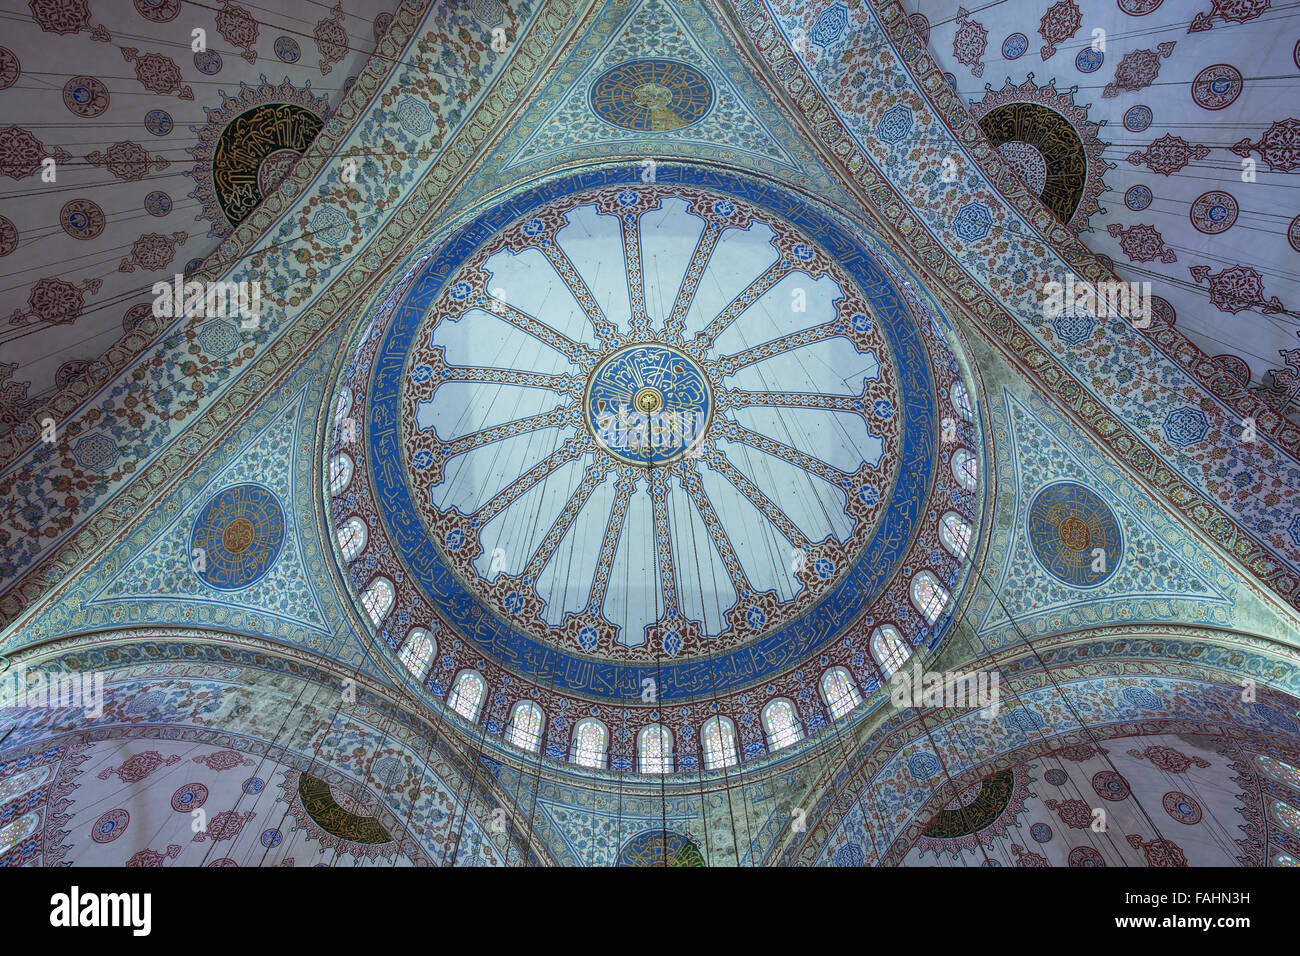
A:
[326,164,985,772]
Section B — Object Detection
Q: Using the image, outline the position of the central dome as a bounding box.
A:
[352,166,959,708]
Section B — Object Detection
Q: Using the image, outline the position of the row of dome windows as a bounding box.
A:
[341,600,922,772]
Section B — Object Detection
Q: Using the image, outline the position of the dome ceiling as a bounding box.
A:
[330,165,983,767]
[0,0,402,432]
[908,0,1300,410]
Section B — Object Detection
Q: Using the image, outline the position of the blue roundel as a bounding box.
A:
[586,344,711,465]
[1002,33,1028,59]
[1027,481,1122,587]
[190,484,285,590]
[1124,185,1152,211]
[1076,47,1103,73]
[907,752,941,780]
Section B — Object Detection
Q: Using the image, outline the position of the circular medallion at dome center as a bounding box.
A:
[585,344,712,465]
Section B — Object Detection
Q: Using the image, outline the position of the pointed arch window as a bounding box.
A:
[334,386,352,425]
[447,670,486,723]
[1276,854,1299,867]
[871,625,911,679]
[939,512,972,561]
[911,571,950,625]
[701,716,738,771]
[638,724,673,774]
[337,516,367,562]
[762,698,803,751]
[950,381,973,421]
[360,577,394,626]
[951,448,977,492]
[329,452,354,496]
[821,667,862,719]
[506,701,545,753]
[398,628,435,680]
[572,719,608,769]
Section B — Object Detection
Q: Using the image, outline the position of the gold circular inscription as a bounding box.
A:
[222,517,256,555]
[634,387,664,414]
[1058,515,1090,552]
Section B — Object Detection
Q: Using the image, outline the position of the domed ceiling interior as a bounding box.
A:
[0,0,1298,868]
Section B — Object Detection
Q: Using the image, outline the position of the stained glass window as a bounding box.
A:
[0,766,50,804]
[1258,755,1300,790]
[951,381,973,421]
[821,667,861,719]
[334,387,352,425]
[639,724,673,774]
[701,716,738,771]
[448,670,486,723]
[911,572,949,624]
[1276,854,1299,867]
[951,448,977,492]
[762,699,803,751]
[506,701,544,753]
[0,811,38,857]
[329,452,354,496]
[871,625,911,679]
[337,516,367,562]
[360,577,394,626]
[572,719,608,769]
[1273,800,1300,835]
[939,512,972,560]
[398,628,434,679]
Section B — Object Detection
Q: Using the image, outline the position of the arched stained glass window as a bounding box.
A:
[448,670,486,723]
[1258,755,1300,789]
[939,512,972,560]
[360,577,394,626]
[701,716,738,771]
[1273,801,1300,835]
[572,719,608,769]
[1276,854,1299,867]
[334,386,352,425]
[506,701,545,753]
[821,667,861,719]
[337,516,367,562]
[329,452,354,496]
[911,572,950,624]
[762,699,803,751]
[951,381,973,421]
[398,628,434,680]
[638,724,673,774]
[871,625,911,679]
[951,448,978,492]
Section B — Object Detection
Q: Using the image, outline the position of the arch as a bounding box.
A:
[701,716,738,771]
[939,511,972,560]
[505,701,545,753]
[1273,800,1300,837]
[951,447,977,492]
[360,577,394,626]
[572,718,608,770]
[447,670,486,723]
[638,723,674,774]
[870,625,911,679]
[820,666,862,719]
[911,571,950,625]
[337,516,367,562]
[329,452,354,496]
[950,380,973,421]
[1257,754,1300,789]
[397,628,435,680]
